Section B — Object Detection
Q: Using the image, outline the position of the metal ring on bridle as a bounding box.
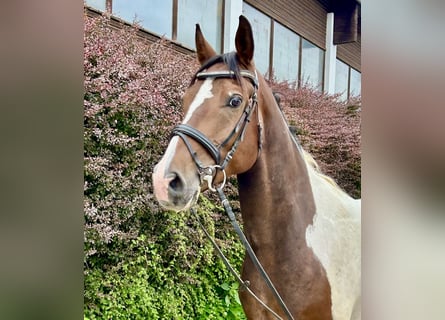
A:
[201,165,226,192]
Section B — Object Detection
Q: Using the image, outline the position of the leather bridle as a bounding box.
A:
[171,69,261,191]
[171,64,294,320]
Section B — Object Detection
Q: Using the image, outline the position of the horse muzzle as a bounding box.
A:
[152,161,200,212]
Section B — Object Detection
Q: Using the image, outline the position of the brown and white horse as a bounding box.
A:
[152,16,361,320]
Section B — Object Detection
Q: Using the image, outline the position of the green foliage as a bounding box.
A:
[84,201,247,320]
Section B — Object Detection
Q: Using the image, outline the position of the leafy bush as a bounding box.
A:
[84,203,246,320]
[84,13,246,319]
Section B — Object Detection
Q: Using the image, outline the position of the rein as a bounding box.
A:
[192,187,295,320]
[172,68,295,320]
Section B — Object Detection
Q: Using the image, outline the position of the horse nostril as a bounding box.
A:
[168,173,185,194]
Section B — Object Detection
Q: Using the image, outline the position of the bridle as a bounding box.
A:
[171,68,261,191]
[170,61,295,320]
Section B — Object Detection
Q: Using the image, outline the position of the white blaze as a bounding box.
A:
[152,136,179,202]
[182,78,214,123]
[155,77,213,179]
[157,136,179,176]
[153,78,214,202]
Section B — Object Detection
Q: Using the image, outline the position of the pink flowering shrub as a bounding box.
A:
[268,77,361,198]
[84,14,198,252]
[84,13,246,319]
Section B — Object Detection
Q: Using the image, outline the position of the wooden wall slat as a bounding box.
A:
[245,0,327,49]
[337,36,361,71]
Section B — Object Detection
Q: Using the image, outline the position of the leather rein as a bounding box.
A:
[171,67,295,320]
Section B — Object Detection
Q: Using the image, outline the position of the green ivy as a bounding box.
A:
[84,201,247,319]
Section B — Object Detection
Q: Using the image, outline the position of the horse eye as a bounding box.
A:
[228,95,243,108]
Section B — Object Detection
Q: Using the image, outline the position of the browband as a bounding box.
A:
[196,70,259,89]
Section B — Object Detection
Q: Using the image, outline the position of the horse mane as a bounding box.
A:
[301,148,347,194]
[190,52,242,87]
[277,97,347,196]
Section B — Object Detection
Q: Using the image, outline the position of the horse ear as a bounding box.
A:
[195,24,217,65]
[235,15,254,67]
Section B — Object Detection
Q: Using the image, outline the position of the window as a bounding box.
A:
[273,23,299,84]
[350,68,361,97]
[242,3,271,75]
[113,0,173,38]
[335,59,349,100]
[177,0,223,52]
[85,0,106,11]
[335,60,361,100]
[301,39,324,90]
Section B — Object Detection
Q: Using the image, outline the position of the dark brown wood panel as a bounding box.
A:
[245,0,327,49]
[337,37,361,71]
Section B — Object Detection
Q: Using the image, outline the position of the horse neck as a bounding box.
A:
[237,81,316,247]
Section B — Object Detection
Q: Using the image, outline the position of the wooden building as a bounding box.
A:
[85,0,361,99]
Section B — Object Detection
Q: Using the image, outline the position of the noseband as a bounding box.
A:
[171,69,261,190]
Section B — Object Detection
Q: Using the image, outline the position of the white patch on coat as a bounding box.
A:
[305,162,361,320]
[182,78,214,124]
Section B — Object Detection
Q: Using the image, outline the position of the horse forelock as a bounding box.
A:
[190,52,242,87]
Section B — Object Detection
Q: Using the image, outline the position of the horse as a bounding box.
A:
[152,16,361,320]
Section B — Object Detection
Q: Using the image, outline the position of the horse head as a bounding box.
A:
[152,16,261,211]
